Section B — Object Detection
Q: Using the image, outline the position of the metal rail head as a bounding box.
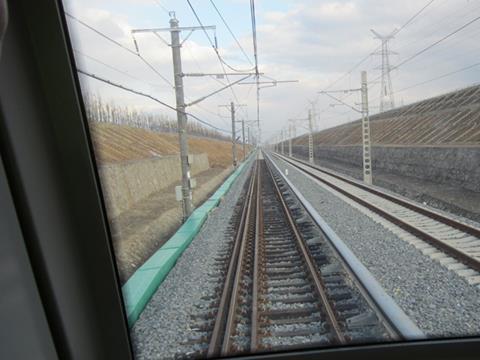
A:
[300,154,480,239]
[264,157,347,345]
[276,153,480,274]
[265,151,425,340]
[250,163,263,353]
[207,161,258,358]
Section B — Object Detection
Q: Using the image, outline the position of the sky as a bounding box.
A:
[63,0,480,142]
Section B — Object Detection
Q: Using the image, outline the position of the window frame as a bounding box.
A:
[1,0,480,358]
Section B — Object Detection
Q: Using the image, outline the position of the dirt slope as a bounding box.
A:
[294,84,480,147]
[89,122,247,168]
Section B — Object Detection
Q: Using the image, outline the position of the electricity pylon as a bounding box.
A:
[371,29,397,112]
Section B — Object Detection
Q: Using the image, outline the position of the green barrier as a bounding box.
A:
[122,154,254,327]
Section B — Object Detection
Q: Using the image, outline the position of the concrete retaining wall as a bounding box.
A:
[292,145,480,193]
[99,154,210,218]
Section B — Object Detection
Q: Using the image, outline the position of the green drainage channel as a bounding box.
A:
[122,155,253,327]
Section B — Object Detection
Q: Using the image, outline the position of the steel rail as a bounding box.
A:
[274,153,480,274]
[277,153,480,239]
[207,161,258,358]
[265,160,347,345]
[265,151,425,340]
[250,162,262,353]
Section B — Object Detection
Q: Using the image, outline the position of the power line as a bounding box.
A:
[152,0,170,15]
[385,30,480,88]
[65,12,173,87]
[186,0,252,121]
[209,0,254,66]
[378,15,480,82]
[77,68,230,133]
[186,0,255,73]
[306,0,438,125]
[74,49,140,81]
[394,61,480,95]
[394,0,436,36]
[73,48,167,89]
[393,0,479,53]
[66,12,137,54]
[249,0,259,76]
[320,0,436,93]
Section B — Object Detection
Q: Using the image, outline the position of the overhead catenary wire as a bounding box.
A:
[77,68,230,133]
[185,0,252,121]
[152,0,171,15]
[249,0,259,76]
[209,0,254,66]
[248,0,262,138]
[186,0,256,73]
[65,12,174,87]
[73,48,166,89]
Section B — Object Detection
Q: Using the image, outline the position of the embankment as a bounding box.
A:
[88,121,250,282]
[292,144,480,193]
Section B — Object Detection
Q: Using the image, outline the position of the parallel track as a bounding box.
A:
[274,153,480,277]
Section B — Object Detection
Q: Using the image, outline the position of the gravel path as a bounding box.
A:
[131,158,254,360]
[270,154,480,338]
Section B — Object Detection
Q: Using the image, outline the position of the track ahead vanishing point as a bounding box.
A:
[183,151,422,358]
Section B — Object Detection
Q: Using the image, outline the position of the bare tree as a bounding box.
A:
[83,93,229,141]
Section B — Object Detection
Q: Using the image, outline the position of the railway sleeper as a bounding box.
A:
[264,314,322,326]
[268,295,316,304]
[265,328,327,338]
[262,307,320,319]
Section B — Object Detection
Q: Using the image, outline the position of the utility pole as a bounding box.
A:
[231,102,237,167]
[241,118,246,161]
[220,103,247,167]
[289,116,310,161]
[170,16,192,218]
[281,129,285,154]
[361,71,372,184]
[132,15,256,220]
[318,70,372,184]
[288,123,293,157]
[308,109,314,164]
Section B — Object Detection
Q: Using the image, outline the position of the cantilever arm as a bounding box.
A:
[186,75,251,107]
[318,91,362,113]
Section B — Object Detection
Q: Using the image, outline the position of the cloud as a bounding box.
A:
[63,0,480,138]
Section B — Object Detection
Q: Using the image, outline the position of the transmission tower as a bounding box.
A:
[371,29,396,112]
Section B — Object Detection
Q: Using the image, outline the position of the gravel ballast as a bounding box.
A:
[270,154,480,338]
[131,158,254,360]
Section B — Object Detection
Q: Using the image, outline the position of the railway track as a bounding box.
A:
[273,152,480,285]
[183,153,422,358]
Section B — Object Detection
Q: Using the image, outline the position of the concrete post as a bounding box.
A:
[361,71,373,185]
[242,118,246,161]
[308,109,314,164]
[230,102,237,167]
[281,129,285,154]
[170,17,192,219]
[288,124,292,157]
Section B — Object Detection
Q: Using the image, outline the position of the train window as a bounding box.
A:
[61,0,480,358]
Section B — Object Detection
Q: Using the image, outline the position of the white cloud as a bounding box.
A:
[63,0,480,139]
